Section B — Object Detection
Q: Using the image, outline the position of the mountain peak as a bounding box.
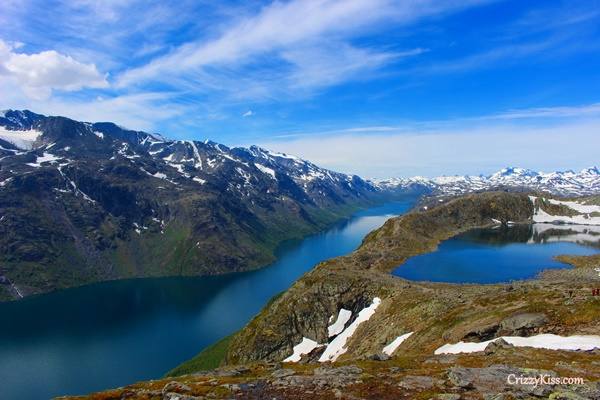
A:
[377,166,600,197]
[492,166,537,178]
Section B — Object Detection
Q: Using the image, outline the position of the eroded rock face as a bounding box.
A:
[498,313,549,336]
[463,312,549,343]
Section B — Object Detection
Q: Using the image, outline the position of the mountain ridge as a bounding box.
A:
[0,109,380,301]
[374,166,600,197]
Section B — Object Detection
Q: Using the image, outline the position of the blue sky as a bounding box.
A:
[0,0,599,177]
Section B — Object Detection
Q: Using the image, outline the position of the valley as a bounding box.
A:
[2,111,600,399]
[0,198,416,399]
[0,110,381,301]
[70,192,600,399]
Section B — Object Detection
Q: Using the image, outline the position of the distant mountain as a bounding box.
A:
[374,166,600,197]
[0,110,379,300]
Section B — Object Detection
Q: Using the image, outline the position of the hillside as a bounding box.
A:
[70,192,600,399]
[0,110,380,301]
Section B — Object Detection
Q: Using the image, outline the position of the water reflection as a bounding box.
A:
[393,224,599,284]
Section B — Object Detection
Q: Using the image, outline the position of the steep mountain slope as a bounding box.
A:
[0,110,379,301]
[375,166,600,197]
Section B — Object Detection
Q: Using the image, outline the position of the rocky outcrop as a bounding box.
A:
[498,313,549,336]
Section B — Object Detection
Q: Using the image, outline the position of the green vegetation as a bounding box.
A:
[165,335,233,377]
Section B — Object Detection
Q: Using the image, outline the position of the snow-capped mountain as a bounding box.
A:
[374,166,600,197]
[0,110,377,300]
[0,109,375,205]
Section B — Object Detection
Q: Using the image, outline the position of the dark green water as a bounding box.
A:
[0,199,415,399]
[393,223,600,284]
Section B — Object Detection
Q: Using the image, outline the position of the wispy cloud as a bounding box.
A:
[257,102,600,178]
[116,0,478,96]
[1,0,600,145]
[489,103,600,120]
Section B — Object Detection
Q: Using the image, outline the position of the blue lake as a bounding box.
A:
[0,198,415,400]
[393,223,600,284]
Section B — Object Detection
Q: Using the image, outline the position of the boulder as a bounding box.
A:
[484,338,514,355]
[498,313,548,336]
[162,381,192,395]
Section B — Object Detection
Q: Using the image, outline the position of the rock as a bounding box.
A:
[398,375,435,390]
[313,365,362,376]
[220,383,241,391]
[463,323,500,341]
[271,368,295,378]
[447,365,561,398]
[447,367,473,389]
[548,392,589,400]
[432,394,461,400]
[484,394,509,400]
[498,312,548,336]
[162,381,192,395]
[369,353,391,361]
[163,394,202,400]
[484,338,514,355]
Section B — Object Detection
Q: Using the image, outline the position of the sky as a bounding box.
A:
[0,0,599,178]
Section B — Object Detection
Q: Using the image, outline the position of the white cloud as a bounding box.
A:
[281,44,425,91]
[242,110,254,117]
[0,40,108,100]
[116,0,481,95]
[258,104,600,178]
[489,103,600,120]
[0,76,186,131]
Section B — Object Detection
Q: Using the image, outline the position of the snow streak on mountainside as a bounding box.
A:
[0,110,378,300]
[0,110,375,205]
[374,167,600,197]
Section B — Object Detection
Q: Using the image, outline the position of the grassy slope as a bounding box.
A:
[165,335,233,377]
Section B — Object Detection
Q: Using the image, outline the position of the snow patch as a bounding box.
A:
[530,196,600,226]
[382,332,414,356]
[255,163,276,179]
[188,141,203,169]
[0,177,12,187]
[327,309,352,338]
[319,297,381,362]
[283,337,322,362]
[0,127,42,150]
[27,152,60,167]
[434,334,600,355]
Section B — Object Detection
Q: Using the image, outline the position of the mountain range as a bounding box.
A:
[375,166,600,197]
[1,109,599,301]
[0,110,378,300]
